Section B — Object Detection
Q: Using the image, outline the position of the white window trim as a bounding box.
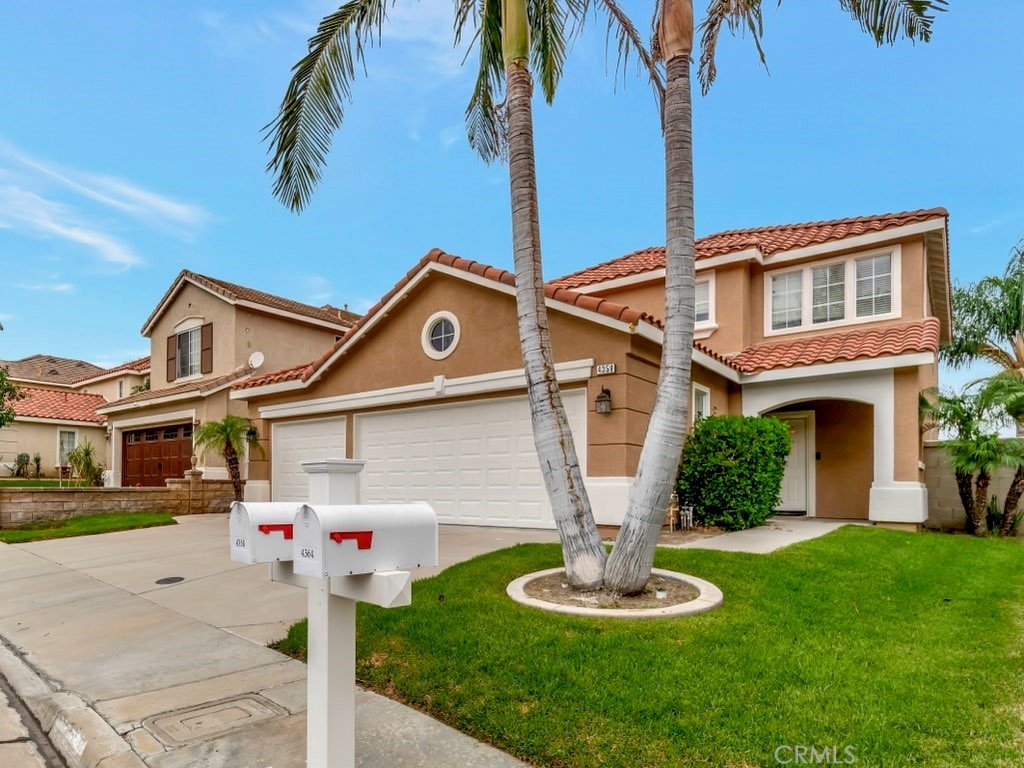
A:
[176,325,202,379]
[57,428,78,466]
[420,310,461,361]
[173,316,205,333]
[763,245,902,337]
[692,383,712,422]
[695,272,716,331]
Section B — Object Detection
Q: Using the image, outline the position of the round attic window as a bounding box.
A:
[421,311,461,360]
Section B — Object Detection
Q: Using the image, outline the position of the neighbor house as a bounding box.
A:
[96,271,360,487]
[0,354,111,476]
[1,387,107,477]
[232,208,949,529]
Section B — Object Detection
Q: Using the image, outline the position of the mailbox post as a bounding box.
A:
[229,460,437,768]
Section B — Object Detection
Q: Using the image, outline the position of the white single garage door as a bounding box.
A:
[272,417,347,502]
[355,391,587,528]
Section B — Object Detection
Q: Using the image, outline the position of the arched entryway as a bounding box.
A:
[767,400,874,520]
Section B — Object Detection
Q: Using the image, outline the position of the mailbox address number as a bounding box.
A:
[300,548,316,559]
[235,538,246,549]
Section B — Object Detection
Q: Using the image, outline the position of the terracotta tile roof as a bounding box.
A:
[13,387,107,424]
[552,208,949,289]
[71,356,151,384]
[728,318,940,374]
[100,369,252,410]
[234,249,664,392]
[141,270,361,334]
[0,355,105,386]
[238,362,314,390]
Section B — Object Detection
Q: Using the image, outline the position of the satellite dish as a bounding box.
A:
[248,351,265,370]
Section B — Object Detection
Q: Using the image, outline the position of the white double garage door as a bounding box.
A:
[271,391,587,528]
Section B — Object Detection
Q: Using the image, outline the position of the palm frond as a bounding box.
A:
[838,0,947,45]
[464,0,507,163]
[697,0,767,95]
[598,0,665,104]
[529,0,568,103]
[649,0,664,62]
[264,0,392,212]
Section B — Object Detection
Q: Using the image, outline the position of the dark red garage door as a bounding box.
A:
[122,423,193,487]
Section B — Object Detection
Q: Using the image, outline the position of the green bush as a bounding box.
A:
[677,415,792,531]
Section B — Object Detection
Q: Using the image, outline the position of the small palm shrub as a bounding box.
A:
[67,441,105,487]
[677,415,791,531]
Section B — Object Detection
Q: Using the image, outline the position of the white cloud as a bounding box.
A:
[0,186,140,268]
[439,124,462,149]
[15,282,75,293]
[302,274,334,304]
[0,139,210,237]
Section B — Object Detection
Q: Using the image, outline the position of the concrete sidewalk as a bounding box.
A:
[672,516,862,554]
[0,516,558,768]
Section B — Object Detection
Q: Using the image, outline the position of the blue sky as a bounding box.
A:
[1,0,1021,387]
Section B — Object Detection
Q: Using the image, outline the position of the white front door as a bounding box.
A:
[776,415,810,513]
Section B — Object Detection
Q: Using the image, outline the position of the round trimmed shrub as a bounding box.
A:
[677,415,792,531]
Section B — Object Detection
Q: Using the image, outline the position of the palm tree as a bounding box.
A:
[602,0,947,593]
[192,415,263,501]
[264,0,659,589]
[976,374,1024,534]
[920,388,989,532]
[943,239,1024,435]
[943,431,1024,536]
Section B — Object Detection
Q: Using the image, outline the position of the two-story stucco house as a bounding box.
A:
[97,271,359,487]
[232,208,950,529]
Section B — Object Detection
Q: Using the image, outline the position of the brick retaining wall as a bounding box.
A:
[0,472,238,528]
[924,442,1021,535]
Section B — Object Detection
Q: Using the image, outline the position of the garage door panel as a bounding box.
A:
[356,392,585,528]
[272,418,346,502]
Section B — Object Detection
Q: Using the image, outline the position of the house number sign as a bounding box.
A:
[596,363,616,375]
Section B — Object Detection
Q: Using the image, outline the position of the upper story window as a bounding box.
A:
[695,281,710,323]
[167,321,213,382]
[766,248,899,336]
[118,380,124,399]
[177,327,201,379]
[693,272,716,336]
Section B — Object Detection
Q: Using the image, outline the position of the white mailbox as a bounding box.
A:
[230,501,303,564]
[292,503,437,578]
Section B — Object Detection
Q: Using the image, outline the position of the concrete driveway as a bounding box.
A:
[0,515,558,768]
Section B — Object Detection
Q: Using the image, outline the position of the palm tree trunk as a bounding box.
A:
[971,470,990,536]
[604,1,695,595]
[955,469,974,532]
[999,465,1024,536]
[224,441,244,501]
[505,57,606,589]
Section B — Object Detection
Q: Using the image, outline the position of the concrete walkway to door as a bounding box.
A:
[671,515,865,554]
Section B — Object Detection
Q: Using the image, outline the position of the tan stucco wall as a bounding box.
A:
[591,280,665,318]
[148,283,238,389]
[0,421,107,477]
[894,366,925,482]
[77,373,148,403]
[234,307,340,377]
[244,273,731,483]
[772,400,873,520]
[740,236,930,349]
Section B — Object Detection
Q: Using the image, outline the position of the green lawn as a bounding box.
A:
[273,528,1024,768]
[0,512,176,543]
[0,479,66,487]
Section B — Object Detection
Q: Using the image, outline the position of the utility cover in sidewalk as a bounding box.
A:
[144,695,286,747]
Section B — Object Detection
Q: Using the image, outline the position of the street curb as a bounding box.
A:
[0,640,146,768]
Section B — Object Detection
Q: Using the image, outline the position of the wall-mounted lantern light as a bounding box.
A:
[595,387,612,415]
